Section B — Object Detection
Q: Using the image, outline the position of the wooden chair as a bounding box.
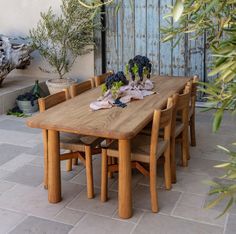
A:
[189,76,198,147]
[94,71,113,87]
[101,98,174,213]
[38,86,102,199]
[170,84,191,183]
[70,79,95,97]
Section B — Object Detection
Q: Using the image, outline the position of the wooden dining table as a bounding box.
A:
[27,75,191,219]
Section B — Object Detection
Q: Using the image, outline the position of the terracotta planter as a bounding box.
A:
[46,78,77,94]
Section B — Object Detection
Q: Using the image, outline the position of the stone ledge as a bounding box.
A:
[0,76,49,115]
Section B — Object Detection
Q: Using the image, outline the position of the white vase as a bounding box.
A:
[46,78,77,94]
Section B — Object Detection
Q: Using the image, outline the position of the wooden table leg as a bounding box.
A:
[118,139,132,219]
[48,130,61,203]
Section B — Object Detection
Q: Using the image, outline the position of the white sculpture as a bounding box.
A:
[0,36,33,87]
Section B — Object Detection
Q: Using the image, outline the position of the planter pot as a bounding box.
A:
[16,99,39,114]
[46,78,77,94]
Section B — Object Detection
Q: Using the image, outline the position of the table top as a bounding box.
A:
[27,76,191,140]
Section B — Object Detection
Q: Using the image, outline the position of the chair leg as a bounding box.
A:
[85,146,94,199]
[108,157,113,178]
[170,138,177,183]
[66,159,72,171]
[190,115,196,147]
[182,127,189,167]
[43,130,48,189]
[73,158,79,165]
[164,145,172,190]
[101,149,108,202]
[150,159,158,213]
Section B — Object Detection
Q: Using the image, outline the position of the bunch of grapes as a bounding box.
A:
[17,92,38,106]
[128,55,152,81]
[105,71,128,90]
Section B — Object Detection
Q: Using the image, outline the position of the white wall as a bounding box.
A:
[0,0,94,81]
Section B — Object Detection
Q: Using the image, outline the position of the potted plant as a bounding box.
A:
[29,0,96,94]
[16,92,39,114]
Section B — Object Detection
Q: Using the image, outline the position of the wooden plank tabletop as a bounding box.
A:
[27,76,191,140]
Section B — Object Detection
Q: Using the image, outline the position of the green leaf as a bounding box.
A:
[173,0,184,22]
[212,110,223,132]
[214,163,231,168]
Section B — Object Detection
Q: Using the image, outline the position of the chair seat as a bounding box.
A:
[60,132,103,152]
[107,135,168,163]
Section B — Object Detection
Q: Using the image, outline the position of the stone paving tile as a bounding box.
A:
[25,143,44,157]
[70,214,134,234]
[133,184,181,215]
[0,180,15,194]
[0,169,11,179]
[133,213,223,234]
[173,193,226,227]
[0,182,84,219]
[0,153,37,172]
[0,129,40,147]
[0,208,26,234]
[176,157,225,178]
[4,164,43,187]
[0,143,31,165]
[9,216,72,234]
[112,208,144,224]
[54,208,85,226]
[0,119,40,134]
[172,171,210,195]
[67,188,118,217]
[225,214,236,234]
[70,159,117,188]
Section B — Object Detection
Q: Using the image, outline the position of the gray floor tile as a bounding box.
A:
[54,208,85,225]
[67,188,118,217]
[133,184,181,214]
[173,193,226,227]
[9,216,72,234]
[0,208,26,233]
[26,143,44,157]
[225,214,236,234]
[177,157,225,178]
[172,171,210,195]
[0,144,31,165]
[70,214,134,234]
[112,208,144,223]
[0,119,40,134]
[0,153,37,172]
[70,159,117,188]
[0,182,84,219]
[4,164,43,187]
[0,129,40,147]
[133,213,223,234]
[0,180,15,193]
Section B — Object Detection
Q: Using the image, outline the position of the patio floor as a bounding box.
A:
[0,108,235,234]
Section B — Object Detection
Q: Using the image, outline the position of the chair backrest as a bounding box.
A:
[150,97,173,158]
[38,89,69,112]
[70,79,94,98]
[190,75,198,114]
[176,84,191,124]
[94,71,113,87]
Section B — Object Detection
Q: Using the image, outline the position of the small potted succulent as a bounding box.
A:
[29,0,97,94]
